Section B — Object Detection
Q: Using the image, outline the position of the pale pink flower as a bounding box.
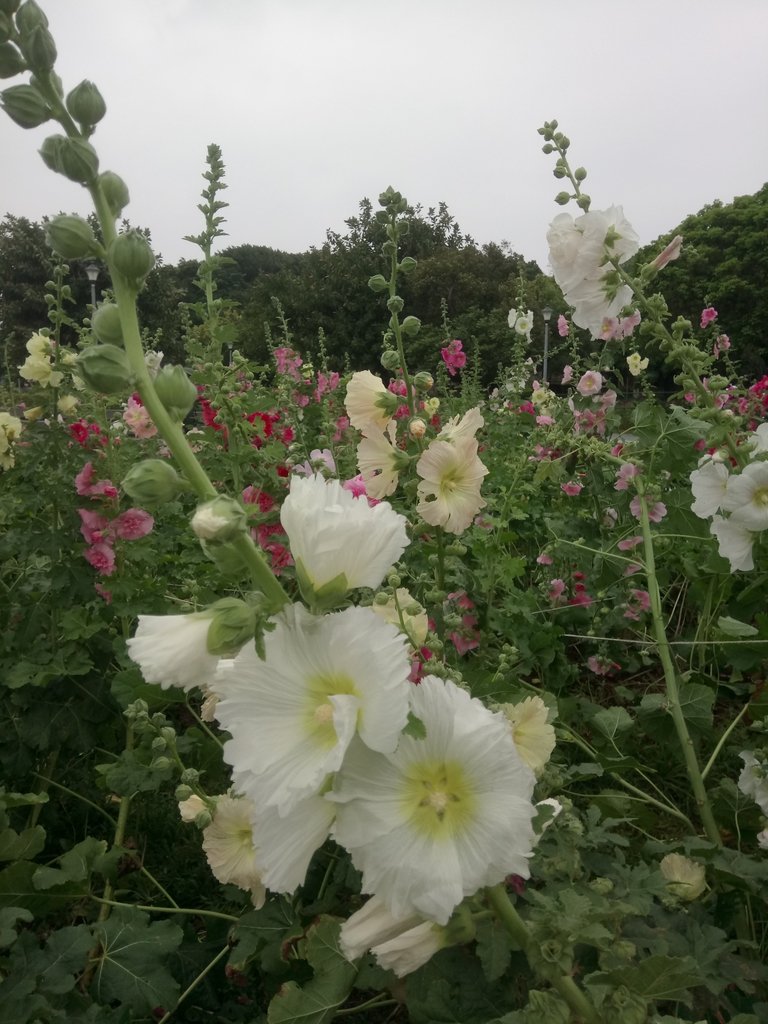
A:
[600,389,617,410]
[630,496,667,522]
[614,463,639,491]
[333,415,351,441]
[624,589,651,620]
[75,461,118,499]
[315,371,340,402]
[84,541,116,576]
[700,307,718,329]
[561,365,573,384]
[623,563,642,576]
[650,235,683,270]
[561,481,583,496]
[536,552,553,565]
[617,536,643,551]
[599,317,619,341]
[557,315,570,337]
[123,396,158,439]
[587,655,618,676]
[619,310,641,338]
[548,578,566,602]
[94,582,112,603]
[713,334,730,356]
[78,508,110,544]
[536,415,554,427]
[576,370,603,397]
[274,346,302,380]
[112,508,154,540]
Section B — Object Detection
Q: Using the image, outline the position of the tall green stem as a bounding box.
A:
[636,488,721,845]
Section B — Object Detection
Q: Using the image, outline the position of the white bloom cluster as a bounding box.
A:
[547,206,639,338]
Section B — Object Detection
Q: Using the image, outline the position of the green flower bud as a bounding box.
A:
[44,214,100,259]
[39,133,99,185]
[180,768,199,785]
[193,810,212,829]
[122,459,183,505]
[1,82,49,127]
[66,79,106,127]
[14,0,47,34]
[554,191,571,205]
[401,315,421,337]
[0,42,25,78]
[367,273,388,293]
[76,343,133,395]
[413,370,433,392]
[386,294,404,314]
[91,302,123,345]
[0,11,12,43]
[151,736,166,754]
[206,597,256,656]
[380,349,401,372]
[108,229,154,289]
[152,756,172,772]
[99,170,130,217]
[191,496,247,543]
[18,22,55,73]
[153,364,197,421]
[0,0,20,15]
[174,784,193,802]
[398,256,417,274]
[199,539,249,579]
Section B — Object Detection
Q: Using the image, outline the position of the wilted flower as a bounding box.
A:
[660,853,706,901]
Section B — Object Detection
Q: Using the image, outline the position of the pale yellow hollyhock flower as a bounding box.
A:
[372,588,429,647]
[357,421,405,499]
[23,406,44,422]
[57,394,79,415]
[19,333,63,388]
[660,853,707,901]
[437,406,483,445]
[178,795,207,823]
[345,370,398,431]
[200,794,266,908]
[501,696,556,774]
[0,412,23,470]
[416,437,488,535]
[626,352,649,376]
[423,397,440,416]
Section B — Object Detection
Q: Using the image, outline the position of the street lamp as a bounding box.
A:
[542,306,553,383]
[84,261,99,309]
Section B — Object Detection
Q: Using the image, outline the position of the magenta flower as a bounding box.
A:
[700,307,718,329]
[78,508,110,544]
[561,481,583,496]
[112,508,154,541]
[75,461,118,499]
[440,339,466,377]
[342,474,368,498]
[315,371,340,402]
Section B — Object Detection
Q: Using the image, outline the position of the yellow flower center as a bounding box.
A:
[753,486,768,507]
[306,673,358,748]
[402,758,476,838]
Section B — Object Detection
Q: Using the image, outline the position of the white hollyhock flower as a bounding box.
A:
[201,794,267,908]
[690,460,729,518]
[214,604,412,816]
[416,438,488,535]
[127,612,219,690]
[747,422,768,457]
[330,676,536,925]
[710,515,754,572]
[340,894,446,977]
[501,696,556,775]
[372,921,445,977]
[722,462,768,530]
[280,474,409,593]
[356,421,406,499]
[252,792,336,893]
[345,370,398,431]
[738,751,768,816]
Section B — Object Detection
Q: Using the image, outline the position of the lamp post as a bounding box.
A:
[84,261,99,309]
[542,306,553,384]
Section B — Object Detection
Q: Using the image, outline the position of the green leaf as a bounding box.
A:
[0,905,33,948]
[678,681,715,733]
[716,616,759,638]
[229,897,303,973]
[591,706,633,741]
[32,837,107,891]
[267,916,357,1024]
[92,907,182,1014]
[0,825,45,861]
[0,860,82,915]
[37,924,94,995]
[403,712,427,740]
[475,918,511,982]
[586,954,703,1006]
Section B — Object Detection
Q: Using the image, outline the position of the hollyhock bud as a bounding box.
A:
[413,371,433,392]
[91,303,124,346]
[122,459,184,505]
[76,344,133,395]
[1,82,49,126]
[99,171,130,217]
[153,365,197,421]
[18,22,56,73]
[409,417,427,439]
[44,214,100,260]
[367,274,388,293]
[65,79,106,127]
[205,597,257,656]
[191,496,247,543]
[108,229,155,289]
[40,133,99,185]
[401,316,421,337]
[380,350,401,372]
[0,42,25,78]
[14,1,48,35]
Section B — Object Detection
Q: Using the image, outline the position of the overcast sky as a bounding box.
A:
[2,0,766,271]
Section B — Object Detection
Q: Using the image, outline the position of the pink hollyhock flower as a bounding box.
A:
[623,563,642,576]
[576,370,603,397]
[75,462,118,499]
[619,310,641,338]
[713,334,731,356]
[617,536,643,551]
[561,364,573,384]
[315,371,340,402]
[700,306,718,329]
[548,578,566,601]
[630,496,667,522]
[561,481,583,496]
[112,508,154,540]
[84,541,116,576]
[123,395,158,439]
[94,582,112,603]
[614,463,639,491]
[568,591,593,607]
[292,391,310,408]
[242,486,276,514]
[292,448,336,477]
[342,474,368,498]
[440,339,466,377]
[557,315,570,337]
[78,508,110,544]
[599,317,620,341]
[599,389,617,410]
[333,415,351,441]
[536,415,554,426]
[587,655,618,676]
[624,589,651,621]
[536,552,553,565]
[274,346,302,381]
[650,235,683,270]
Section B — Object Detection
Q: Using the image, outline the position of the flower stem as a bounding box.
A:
[486,884,602,1023]
[91,897,238,924]
[156,944,231,1024]
[636,489,721,845]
